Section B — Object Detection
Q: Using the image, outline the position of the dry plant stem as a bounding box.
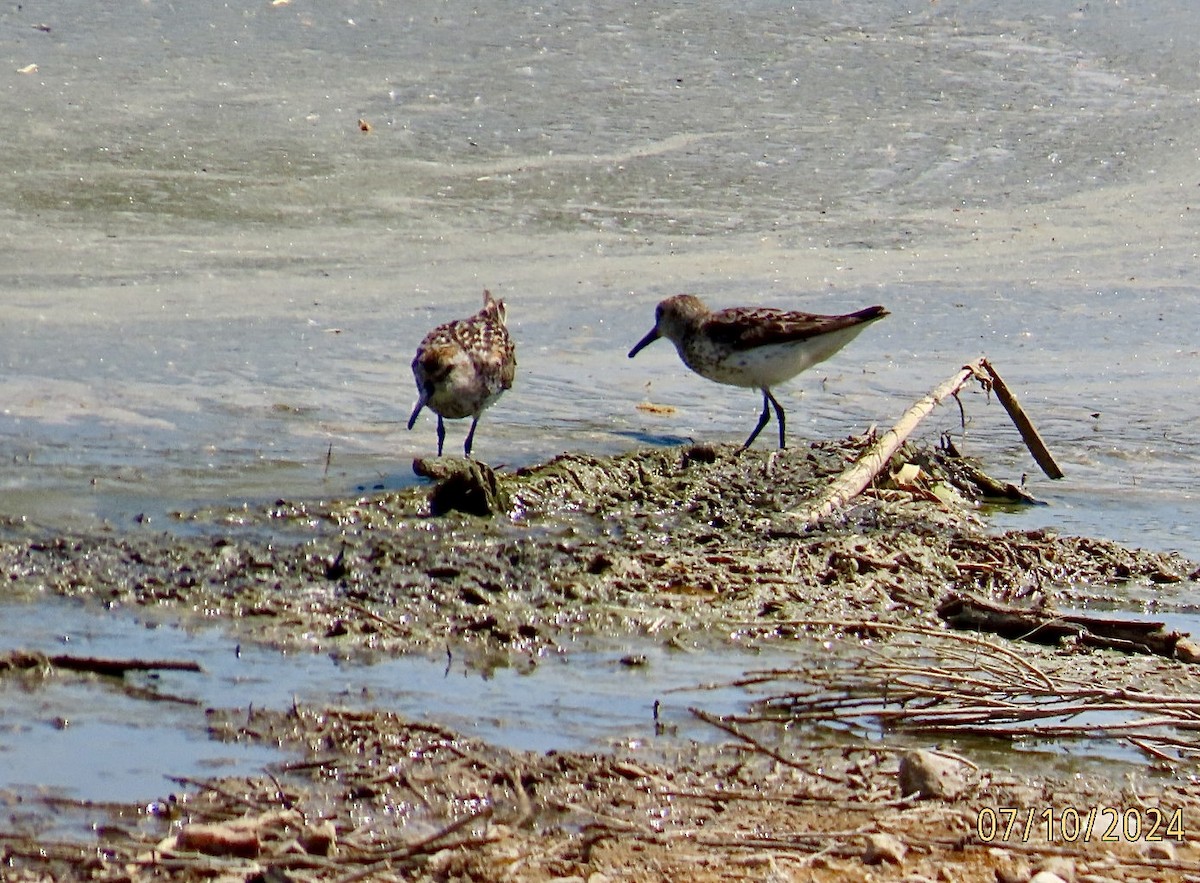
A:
[980,358,1064,479]
[344,600,408,636]
[689,707,846,784]
[790,360,984,527]
[723,624,1200,761]
[689,828,873,853]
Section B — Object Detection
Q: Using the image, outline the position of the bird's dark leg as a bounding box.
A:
[406,403,423,431]
[741,390,773,450]
[463,415,480,457]
[766,389,787,449]
[436,415,447,457]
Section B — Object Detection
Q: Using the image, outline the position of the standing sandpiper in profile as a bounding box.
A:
[408,289,516,457]
[628,294,888,449]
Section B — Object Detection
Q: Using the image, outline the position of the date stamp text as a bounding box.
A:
[976,806,1184,843]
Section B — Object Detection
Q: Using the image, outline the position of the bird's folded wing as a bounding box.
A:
[704,309,869,350]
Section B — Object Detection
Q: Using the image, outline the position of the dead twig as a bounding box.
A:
[689,707,846,784]
[791,361,986,527]
[980,358,1064,479]
[703,625,1200,763]
[791,357,1063,527]
[729,617,1057,691]
[0,649,202,677]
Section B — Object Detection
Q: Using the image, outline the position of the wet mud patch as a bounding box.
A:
[3,440,1200,880]
[0,440,1196,664]
[8,702,1200,882]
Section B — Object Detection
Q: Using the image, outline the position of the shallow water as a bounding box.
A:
[0,597,1185,825]
[2,598,1187,821]
[2,0,1200,807]
[0,598,795,814]
[2,0,1198,547]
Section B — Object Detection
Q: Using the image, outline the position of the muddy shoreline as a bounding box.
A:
[4,440,1200,881]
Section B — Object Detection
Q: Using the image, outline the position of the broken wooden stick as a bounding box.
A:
[791,358,1063,527]
[937,592,1200,662]
[0,650,202,677]
[980,358,1064,480]
[791,360,985,527]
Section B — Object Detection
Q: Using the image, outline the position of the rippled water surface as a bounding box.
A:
[2,0,1199,803]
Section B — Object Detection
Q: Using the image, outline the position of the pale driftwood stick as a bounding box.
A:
[980,358,1064,479]
[790,360,985,528]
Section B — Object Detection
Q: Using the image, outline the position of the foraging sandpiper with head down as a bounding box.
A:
[408,289,516,457]
[628,293,888,449]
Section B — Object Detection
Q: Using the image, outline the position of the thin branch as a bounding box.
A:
[980,358,1064,479]
[689,707,846,784]
[790,361,984,526]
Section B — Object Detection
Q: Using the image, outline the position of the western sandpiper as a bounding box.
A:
[628,293,888,449]
[408,289,517,457]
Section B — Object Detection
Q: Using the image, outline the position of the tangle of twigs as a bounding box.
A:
[705,621,1200,765]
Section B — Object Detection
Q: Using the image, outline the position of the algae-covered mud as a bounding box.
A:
[3,441,1195,661]
[4,441,1200,881]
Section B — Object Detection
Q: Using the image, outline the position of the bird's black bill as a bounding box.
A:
[628,328,660,358]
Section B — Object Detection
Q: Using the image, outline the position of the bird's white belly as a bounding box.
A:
[428,382,497,419]
[682,324,871,389]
